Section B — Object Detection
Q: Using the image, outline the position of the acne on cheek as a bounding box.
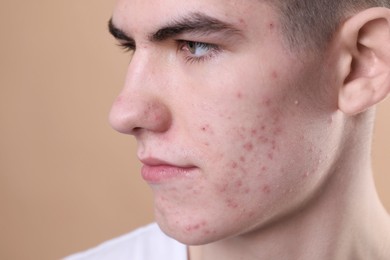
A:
[200,124,213,133]
[262,185,272,194]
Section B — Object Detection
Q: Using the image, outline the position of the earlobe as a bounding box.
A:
[337,8,390,115]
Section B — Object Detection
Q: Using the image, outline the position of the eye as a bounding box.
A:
[179,41,220,63]
[187,42,211,56]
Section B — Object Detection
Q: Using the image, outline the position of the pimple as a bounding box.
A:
[271,140,277,150]
[235,180,243,188]
[271,71,278,79]
[258,136,269,144]
[261,166,268,172]
[200,124,213,134]
[251,129,257,136]
[267,152,274,160]
[239,156,246,162]
[262,185,272,194]
[185,224,200,232]
[216,182,229,193]
[263,98,271,107]
[243,142,254,151]
[269,21,275,30]
[226,199,239,208]
[231,161,238,169]
[236,91,243,99]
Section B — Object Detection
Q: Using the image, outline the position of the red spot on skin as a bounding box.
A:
[201,125,208,131]
[244,188,250,194]
[271,140,277,150]
[262,185,271,194]
[226,199,239,208]
[236,92,243,99]
[251,129,257,136]
[271,71,278,79]
[261,125,266,131]
[273,127,282,135]
[263,98,271,107]
[261,166,268,172]
[235,180,243,188]
[231,161,238,169]
[217,183,229,193]
[267,152,274,160]
[243,142,254,151]
[269,22,275,30]
[258,136,269,144]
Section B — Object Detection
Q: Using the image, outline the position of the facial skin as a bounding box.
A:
[109,0,345,245]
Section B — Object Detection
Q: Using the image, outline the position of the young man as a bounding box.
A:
[67,0,390,259]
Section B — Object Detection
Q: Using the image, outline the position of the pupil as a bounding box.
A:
[188,42,196,53]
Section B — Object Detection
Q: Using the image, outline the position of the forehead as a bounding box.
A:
[112,0,277,35]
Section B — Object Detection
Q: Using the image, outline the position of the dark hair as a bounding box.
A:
[271,0,390,51]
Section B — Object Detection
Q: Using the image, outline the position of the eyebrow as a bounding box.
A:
[149,12,244,41]
[108,18,134,44]
[108,12,244,43]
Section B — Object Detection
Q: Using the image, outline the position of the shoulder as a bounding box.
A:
[64,223,187,260]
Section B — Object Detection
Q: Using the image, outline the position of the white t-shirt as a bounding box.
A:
[64,223,187,260]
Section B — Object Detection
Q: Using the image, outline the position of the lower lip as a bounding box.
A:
[141,165,197,183]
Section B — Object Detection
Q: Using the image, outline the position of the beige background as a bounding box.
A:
[0,1,389,259]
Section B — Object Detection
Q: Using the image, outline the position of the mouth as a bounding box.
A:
[140,158,198,183]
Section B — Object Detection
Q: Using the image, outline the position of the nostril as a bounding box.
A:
[132,127,142,133]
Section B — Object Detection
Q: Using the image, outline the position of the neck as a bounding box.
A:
[190,122,390,260]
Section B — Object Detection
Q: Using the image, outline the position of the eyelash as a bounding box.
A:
[117,40,220,63]
[118,42,136,53]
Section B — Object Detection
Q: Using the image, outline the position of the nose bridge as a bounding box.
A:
[126,49,156,90]
[109,49,172,135]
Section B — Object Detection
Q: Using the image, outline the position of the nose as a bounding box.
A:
[109,52,172,135]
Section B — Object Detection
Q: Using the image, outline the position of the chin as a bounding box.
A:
[155,214,228,246]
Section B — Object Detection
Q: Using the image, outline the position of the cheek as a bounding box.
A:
[192,101,287,212]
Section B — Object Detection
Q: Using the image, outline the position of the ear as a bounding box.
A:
[337,7,390,115]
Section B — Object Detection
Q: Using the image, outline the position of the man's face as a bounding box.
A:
[110,0,339,245]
